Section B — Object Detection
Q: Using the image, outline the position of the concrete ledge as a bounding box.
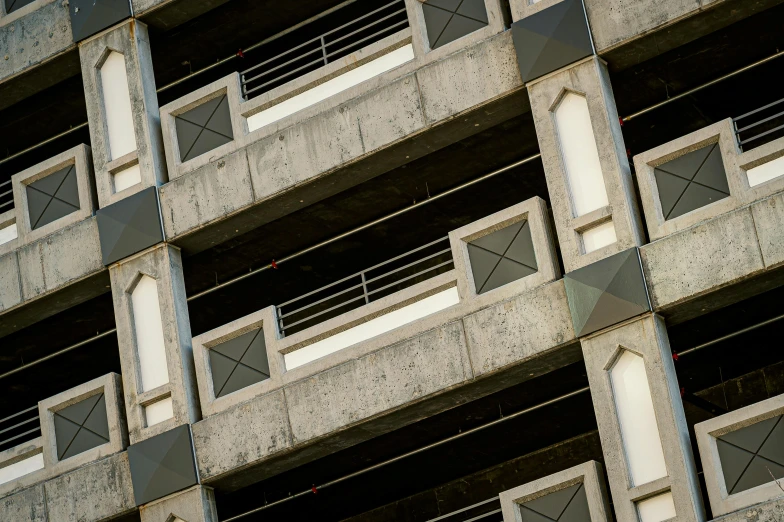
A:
[713,497,784,522]
[0,251,21,312]
[0,484,46,521]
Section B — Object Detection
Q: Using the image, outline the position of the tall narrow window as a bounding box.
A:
[131,275,170,391]
[100,51,138,160]
[610,350,668,486]
[554,92,609,216]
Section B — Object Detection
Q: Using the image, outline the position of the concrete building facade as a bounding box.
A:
[1,0,784,520]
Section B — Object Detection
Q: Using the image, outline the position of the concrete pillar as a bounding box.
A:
[79,19,167,209]
[527,56,644,272]
[139,486,218,522]
[581,315,705,522]
[109,244,200,444]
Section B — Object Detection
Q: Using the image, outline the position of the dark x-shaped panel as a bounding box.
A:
[210,327,271,398]
[53,393,110,461]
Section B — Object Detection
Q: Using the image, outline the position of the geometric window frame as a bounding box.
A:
[499,461,612,522]
[695,393,784,517]
[209,326,270,399]
[4,0,36,16]
[11,144,96,246]
[421,0,489,51]
[192,308,279,418]
[174,93,234,163]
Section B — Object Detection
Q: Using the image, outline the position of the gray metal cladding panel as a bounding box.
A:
[53,394,110,460]
[422,0,488,50]
[26,165,80,230]
[467,220,538,294]
[127,424,199,506]
[654,143,730,220]
[96,186,164,265]
[564,248,651,337]
[511,0,593,83]
[718,415,784,495]
[175,95,234,162]
[519,483,590,522]
[5,0,36,14]
[69,0,132,43]
[209,328,270,398]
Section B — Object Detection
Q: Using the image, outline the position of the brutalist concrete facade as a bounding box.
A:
[2,0,784,520]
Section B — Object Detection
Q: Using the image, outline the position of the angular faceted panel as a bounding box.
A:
[26,165,80,230]
[511,0,594,83]
[96,187,164,265]
[5,0,36,14]
[175,95,234,162]
[210,328,270,398]
[127,425,198,506]
[422,0,488,50]
[519,483,591,522]
[564,248,650,337]
[717,415,784,495]
[467,220,538,294]
[654,143,730,220]
[69,0,132,43]
[53,393,110,460]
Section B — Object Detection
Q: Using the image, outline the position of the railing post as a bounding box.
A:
[320,35,329,65]
[361,272,370,304]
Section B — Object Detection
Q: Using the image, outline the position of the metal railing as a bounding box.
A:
[240,0,409,99]
[0,406,40,453]
[276,237,454,337]
[0,179,13,212]
[733,96,784,152]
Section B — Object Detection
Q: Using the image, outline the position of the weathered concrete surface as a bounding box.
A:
[0,251,22,312]
[714,498,784,522]
[751,192,784,270]
[139,485,218,522]
[0,0,73,85]
[0,484,47,521]
[43,453,136,522]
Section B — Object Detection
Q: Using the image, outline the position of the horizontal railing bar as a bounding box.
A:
[364,247,452,285]
[0,415,39,436]
[278,274,366,310]
[323,7,407,50]
[739,123,784,145]
[319,0,403,42]
[278,280,366,320]
[244,56,326,93]
[323,20,409,60]
[425,498,499,522]
[0,405,38,424]
[0,427,40,447]
[0,200,14,209]
[363,259,453,298]
[0,189,12,198]
[241,35,325,78]
[734,97,784,122]
[0,179,10,188]
[735,108,784,133]
[282,293,368,330]
[360,237,449,275]
[242,43,324,84]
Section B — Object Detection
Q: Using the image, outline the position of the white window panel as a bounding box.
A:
[100,51,138,160]
[285,287,459,370]
[0,222,17,246]
[610,350,668,486]
[144,397,174,427]
[637,492,676,522]
[581,220,617,254]
[248,44,415,132]
[113,163,142,193]
[0,453,44,485]
[131,275,170,391]
[747,155,784,187]
[554,92,610,216]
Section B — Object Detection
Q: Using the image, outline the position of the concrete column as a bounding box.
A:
[527,56,644,272]
[109,244,200,444]
[581,315,705,522]
[79,19,167,209]
[139,486,218,522]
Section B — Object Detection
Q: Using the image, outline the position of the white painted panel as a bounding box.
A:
[285,287,459,370]
[554,93,610,216]
[131,275,170,391]
[0,222,17,246]
[582,220,617,254]
[610,350,668,486]
[113,164,142,193]
[248,44,415,132]
[747,155,784,187]
[144,397,174,427]
[100,51,138,160]
[0,453,44,485]
[637,492,677,522]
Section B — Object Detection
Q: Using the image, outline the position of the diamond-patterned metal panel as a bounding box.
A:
[654,143,730,220]
[53,393,110,461]
[127,424,198,506]
[209,328,270,398]
[69,0,132,43]
[422,0,488,50]
[175,95,234,162]
[5,0,36,14]
[564,248,651,337]
[717,415,784,495]
[519,483,591,522]
[26,165,80,230]
[96,186,164,266]
[467,220,538,294]
[511,0,594,83]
